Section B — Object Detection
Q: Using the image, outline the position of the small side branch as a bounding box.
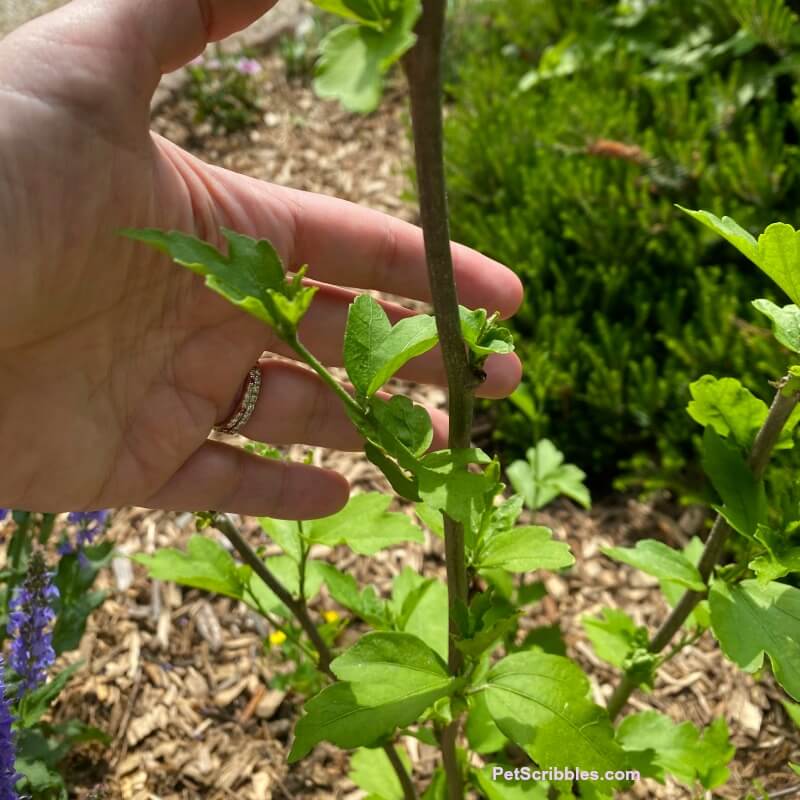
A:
[213,514,417,799]
[607,378,800,720]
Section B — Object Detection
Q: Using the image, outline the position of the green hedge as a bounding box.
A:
[444,0,800,489]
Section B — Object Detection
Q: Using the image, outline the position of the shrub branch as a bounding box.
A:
[607,376,800,720]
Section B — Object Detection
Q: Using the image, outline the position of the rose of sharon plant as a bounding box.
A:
[130,1,800,797]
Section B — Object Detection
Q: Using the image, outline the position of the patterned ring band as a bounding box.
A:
[214,366,262,435]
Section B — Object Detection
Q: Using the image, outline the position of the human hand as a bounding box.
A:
[0,0,522,518]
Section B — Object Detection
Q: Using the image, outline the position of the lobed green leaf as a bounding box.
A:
[507,440,590,511]
[709,578,800,700]
[679,208,800,305]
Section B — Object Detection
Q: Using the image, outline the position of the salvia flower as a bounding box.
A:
[61,511,109,565]
[0,659,20,800]
[8,552,58,694]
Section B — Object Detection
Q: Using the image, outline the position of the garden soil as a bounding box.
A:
[7,47,799,800]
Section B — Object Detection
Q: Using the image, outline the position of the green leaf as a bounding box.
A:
[687,375,768,450]
[349,745,411,800]
[617,712,734,789]
[397,579,448,661]
[306,492,422,555]
[53,541,113,654]
[782,698,800,728]
[314,0,421,114]
[471,767,550,799]
[459,307,515,359]
[344,295,393,397]
[319,564,389,627]
[135,536,246,598]
[367,315,439,395]
[710,579,800,700]
[17,663,82,727]
[53,589,106,654]
[391,567,426,617]
[465,692,508,755]
[365,442,420,501]
[582,609,647,669]
[416,448,499,531]
[702,426,767,538]
[311,0,388,25]
[123,228,316,337]
[15,755,63,795]
[791,762,800,777]
[370,395,433,456]
[679,209,800,305]
[415,503,444,538]
[507,440,591,511]
[289,632,456,760]
[475,526,574,573]
[343,294,438,397]
[481,652,628,783]
[602,539,705,591]
[257,517,303,563]
[422,769,448,800]
[749,524,800,583]
[518,623,566,656]
[753,299,800,353]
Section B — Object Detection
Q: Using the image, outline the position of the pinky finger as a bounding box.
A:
[140,440,350,519]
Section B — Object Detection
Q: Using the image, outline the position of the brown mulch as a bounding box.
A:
[46,53,800,799]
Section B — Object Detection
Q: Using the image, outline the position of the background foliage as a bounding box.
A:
[444,0,800,490]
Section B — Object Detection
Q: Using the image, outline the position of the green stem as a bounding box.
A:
[404,2,476,797]
[607,377,800,720]
[213,513,417,799]
[298,521,308,601]
[289,335,364,418]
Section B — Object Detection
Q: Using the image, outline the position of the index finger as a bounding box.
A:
[209,166,524,318]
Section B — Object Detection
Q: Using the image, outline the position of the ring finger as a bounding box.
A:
[221,358,450,452]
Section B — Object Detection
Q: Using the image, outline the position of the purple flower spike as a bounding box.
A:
[66,510,109,555]
[0,659,20,800]
[236,57,262,76]
[0,512,7,523]
[8,552,58,695]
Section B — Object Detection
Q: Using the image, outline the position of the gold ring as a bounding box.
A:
[214,366,262,435]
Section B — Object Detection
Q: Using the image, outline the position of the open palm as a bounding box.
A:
[0,0,521,518]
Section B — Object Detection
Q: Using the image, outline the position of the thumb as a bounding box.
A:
[129,0,280,74]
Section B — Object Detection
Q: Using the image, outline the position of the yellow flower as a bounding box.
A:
[269,630,287,647]
[323,610,340,624]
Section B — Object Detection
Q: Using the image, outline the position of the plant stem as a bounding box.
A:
[289,335,364,419]
[213,513,418,799]
[607,377,800,720]
[404,2,475,797]
[213,512,334,676]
